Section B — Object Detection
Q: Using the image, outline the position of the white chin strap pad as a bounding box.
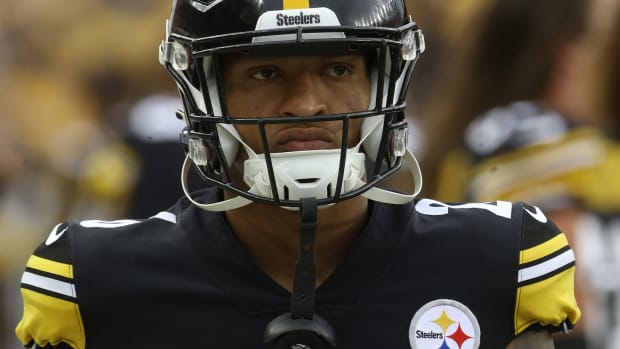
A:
[244,149,366,201]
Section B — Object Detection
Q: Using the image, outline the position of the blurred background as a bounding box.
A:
[0,0,619,348]
[0,1,186,347]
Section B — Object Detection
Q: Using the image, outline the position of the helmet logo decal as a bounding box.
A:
[255,8,342,33]
[283,0,309,10]
[409,299,481,349]
[277,12,321,26]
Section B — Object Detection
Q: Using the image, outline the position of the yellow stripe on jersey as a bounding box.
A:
[514,265,581,335]
[283,0,310,9]
[26,255,74,279]
[520,233,568,264]
[15,288,85,349]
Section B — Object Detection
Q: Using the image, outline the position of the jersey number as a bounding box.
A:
[415,198,512,219]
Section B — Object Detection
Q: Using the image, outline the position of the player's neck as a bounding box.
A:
[224,195,369,291]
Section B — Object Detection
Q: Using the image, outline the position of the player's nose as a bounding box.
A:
[278,71,328,117]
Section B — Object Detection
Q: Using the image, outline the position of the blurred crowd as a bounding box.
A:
[0,0,618,348]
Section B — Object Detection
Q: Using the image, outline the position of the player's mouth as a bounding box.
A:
[274,127,335,152]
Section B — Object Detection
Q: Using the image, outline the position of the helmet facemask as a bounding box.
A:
[160,7,425,211]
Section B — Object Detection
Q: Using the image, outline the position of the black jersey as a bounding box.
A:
[16,189,580,349]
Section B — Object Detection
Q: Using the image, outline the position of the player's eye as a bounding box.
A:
[324,64,352,78]
[250,67,278,80]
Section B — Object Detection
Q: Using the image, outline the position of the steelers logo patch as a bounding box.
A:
[409,299,481,349]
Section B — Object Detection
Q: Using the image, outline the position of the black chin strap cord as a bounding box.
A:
[264,197,336,348]
[291,197,318,319]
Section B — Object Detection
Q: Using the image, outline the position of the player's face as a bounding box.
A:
[222,54,370,154]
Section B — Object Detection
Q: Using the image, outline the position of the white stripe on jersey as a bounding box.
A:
[21,272,77,298]
[518,249,575,283]
[151,211,177,224]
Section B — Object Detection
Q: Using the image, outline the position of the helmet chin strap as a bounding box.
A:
[181,154,252,211]
[362,148,423,203]
[180,146,422,211]
[180,120,423,212]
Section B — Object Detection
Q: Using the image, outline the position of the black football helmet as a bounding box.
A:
[159,0,424,211]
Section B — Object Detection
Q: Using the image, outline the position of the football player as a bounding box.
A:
[15,0,580,348]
